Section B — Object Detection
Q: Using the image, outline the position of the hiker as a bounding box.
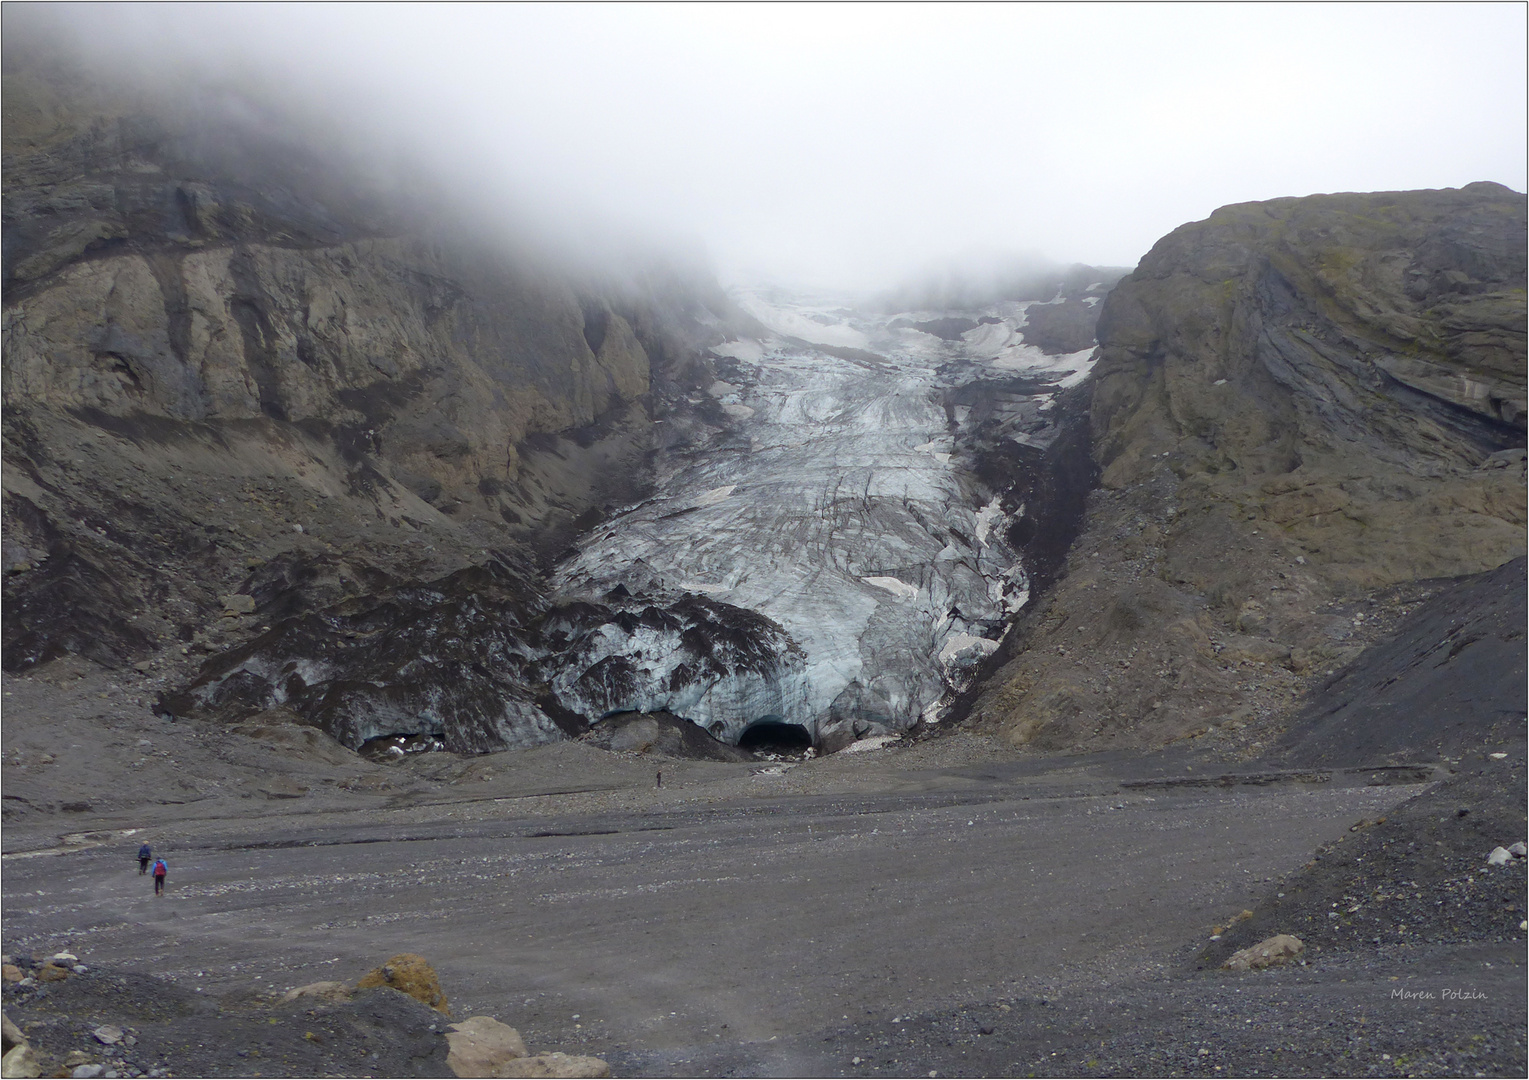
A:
[138,842,152,874]
[656,769,662,789]
[152,858,167,896]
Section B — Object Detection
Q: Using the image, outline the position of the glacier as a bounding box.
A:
[551,285,1096,745]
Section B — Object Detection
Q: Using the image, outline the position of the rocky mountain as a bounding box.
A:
[966,182,1527,753]
[2,42,1124,758]
[1,45,750,747]
[6,29,1523,768]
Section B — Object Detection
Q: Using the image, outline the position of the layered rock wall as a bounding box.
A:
[969,183,1527,753]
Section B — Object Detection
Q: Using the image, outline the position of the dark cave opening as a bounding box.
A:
[738,717,814,755]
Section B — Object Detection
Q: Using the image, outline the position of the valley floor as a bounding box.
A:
[4,667,1523,1078]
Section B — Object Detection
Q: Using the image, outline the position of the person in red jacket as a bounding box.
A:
[152,858,167,896]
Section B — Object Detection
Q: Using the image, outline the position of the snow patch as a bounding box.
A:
[974,495,1005,547]
[841,734,902,753]
[710,339,766,362]
[695,485,737,507]
[735,293,872,349]
[862,576,919,600]
[938,633,999,667]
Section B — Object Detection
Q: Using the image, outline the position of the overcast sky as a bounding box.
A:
[27,2,1529,290]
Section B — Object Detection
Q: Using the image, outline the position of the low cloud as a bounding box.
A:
[8,3,1525,291]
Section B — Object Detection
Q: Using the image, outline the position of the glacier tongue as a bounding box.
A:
[553,286,1094,744]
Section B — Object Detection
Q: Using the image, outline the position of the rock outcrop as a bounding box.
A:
[969,184,1527,752]
[2,41,744,751]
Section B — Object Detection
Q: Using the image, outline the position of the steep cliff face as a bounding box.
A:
[969,184,1527,753]
[1,50,735,752]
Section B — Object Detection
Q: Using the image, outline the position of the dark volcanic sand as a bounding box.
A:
[4,733,1524,1078]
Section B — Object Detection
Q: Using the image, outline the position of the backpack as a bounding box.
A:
[152,860,166,876]
[139,844,152,859]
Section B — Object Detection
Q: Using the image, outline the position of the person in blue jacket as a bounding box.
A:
[152,858,168,896]
[138,843,152,874]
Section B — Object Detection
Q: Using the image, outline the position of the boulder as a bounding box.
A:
[280,981,352,1004]
[219,594,257,616]
[1,1014,23,1053]
[0,967,20,984]
[0,1045,39,1079]
[491,1052,612,1079]
[35,963,69,983]
[1487,846,1511,866]
[356,954,450,1014]
[1224,934,1305,971]
[1509,841,1527,857]
[445,1016,528,1077]
[90,1026,122,1046]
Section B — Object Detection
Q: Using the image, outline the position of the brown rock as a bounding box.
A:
[35,963,69,983]
[0,966,21,984]
[1224,933,1305,971]
[491,1052,612,1079]
[446,1016,528,1078]
[280,981,353,1004]
[356,953,450,1014]
[219,593,257,616]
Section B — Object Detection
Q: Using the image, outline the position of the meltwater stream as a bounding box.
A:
[545,286,1098,747]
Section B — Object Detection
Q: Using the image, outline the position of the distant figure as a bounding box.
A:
[656,770,662,789]
[138,843,152,875]
[152,858,167,896]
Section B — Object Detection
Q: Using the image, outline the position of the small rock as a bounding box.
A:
[1224,934,1305,971]
[71,1066,106,1080]
[1,1014,24,1053]
[219,593,257,616]
[62,1051,95,1068]
[1487,846,1511,866]
[37,963,70,983]
[256,779,309,800]
[280,981,352,1004]
[92,1026,123,1046]
[1509,842,1526,858]
[446,1016,527,1077]
[1,965,22,984]
[491,1052,611,1078]
[1489,752,1508,760]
